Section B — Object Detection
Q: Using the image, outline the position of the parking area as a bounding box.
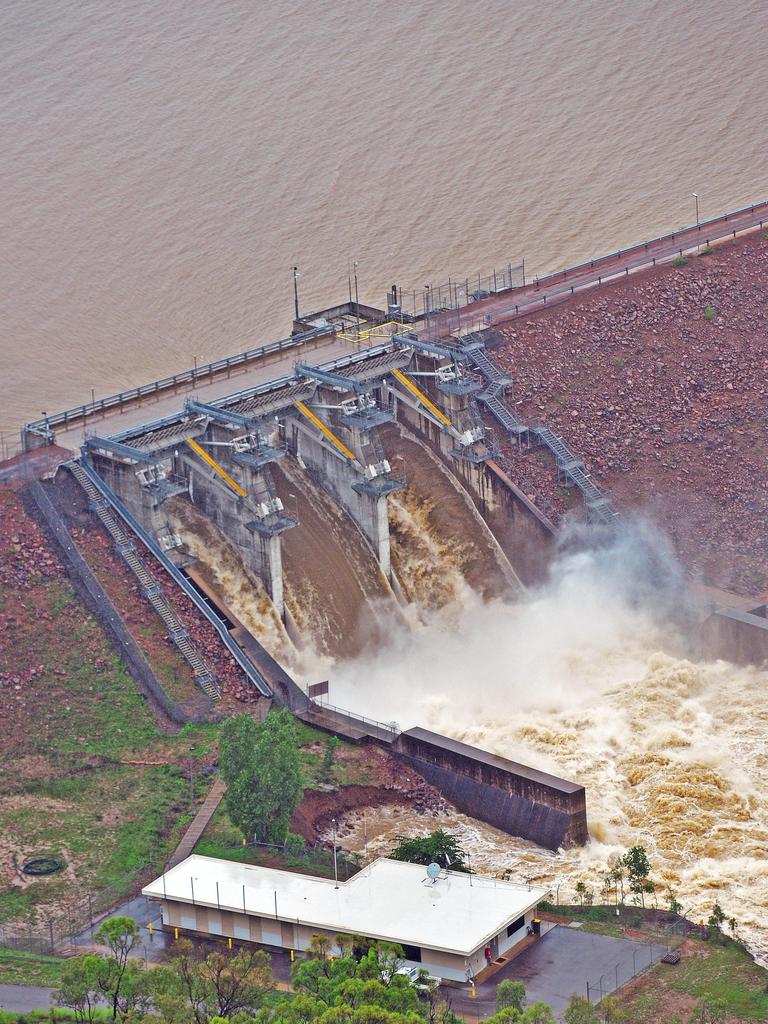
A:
[451,926,665,1021]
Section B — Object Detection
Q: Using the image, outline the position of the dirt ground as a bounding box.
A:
[291,741,446,843]
[491,230,768,596]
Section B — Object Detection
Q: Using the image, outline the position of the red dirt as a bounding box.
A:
[47,472,262,709]
[291,743,446,843]
[492,231,768,596]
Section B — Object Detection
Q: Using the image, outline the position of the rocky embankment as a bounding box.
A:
[492,231,768,595]
[291,743,446,843]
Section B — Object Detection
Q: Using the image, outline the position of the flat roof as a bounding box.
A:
[404,727,584,795]
[142,856,549,957]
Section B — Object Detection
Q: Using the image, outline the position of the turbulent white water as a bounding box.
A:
[326,520,768,964]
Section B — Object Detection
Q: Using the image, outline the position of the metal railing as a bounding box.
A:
[21,325,333,440]
[398,263,526,319]
[487,199,768,323]
[304,700,401,742]
[76,457,273,698]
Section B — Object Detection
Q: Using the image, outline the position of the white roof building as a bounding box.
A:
[143,855,550,982]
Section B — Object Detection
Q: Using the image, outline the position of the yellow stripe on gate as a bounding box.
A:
[391,368,453,428]
[294,401,357,462]
[185,438,248,498]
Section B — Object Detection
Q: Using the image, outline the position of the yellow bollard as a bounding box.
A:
[471,985,477,999]
[290,949,295,962]
[174,927,179,940]
[242,838,246,846]
[228,937,232,950]
[148,922,153,937]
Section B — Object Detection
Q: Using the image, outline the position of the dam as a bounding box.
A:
[12,202,768,864]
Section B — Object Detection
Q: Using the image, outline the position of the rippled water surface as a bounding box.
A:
[1,0,766,435]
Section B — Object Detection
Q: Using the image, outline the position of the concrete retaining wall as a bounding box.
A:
[393,727,587,851]
[698,606,768,667]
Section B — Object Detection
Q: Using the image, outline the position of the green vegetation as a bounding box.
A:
[317,735,339,785]
[622,941,768,1022]
[672,255,688,267]
[0,489,243,931]
[698,246,714,256]
[704,305,715,320]
[219,711,303,845]
[51,921,477,1023]
[390,829,467,871]
[0,948,68,986]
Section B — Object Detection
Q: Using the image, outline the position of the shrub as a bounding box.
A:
[672,255,688,267]
[704,305,715,320]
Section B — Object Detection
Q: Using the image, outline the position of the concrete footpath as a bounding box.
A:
[0,984,55,1013]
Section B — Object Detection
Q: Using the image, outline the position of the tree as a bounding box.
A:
[389,830,467,871]
[486,1004,554,1024]
[220,710,304,845]
[574,882,587,907]
[666,888,683,916]
[55,954,105,1023]
[707,902,726,942]
[564,995,599,1024]
[496,980,526,1013]
[285,943,423,1023]
[606,854,625,905]
[162,939,273,1024]
[93,916,142,1021]
[319,735,340,784]
[622,846,652,908]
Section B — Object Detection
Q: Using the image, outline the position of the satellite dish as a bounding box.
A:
[426,862,441,881]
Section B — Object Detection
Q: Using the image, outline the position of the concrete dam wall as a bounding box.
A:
[394,727,588,851]
[55,335,590,853]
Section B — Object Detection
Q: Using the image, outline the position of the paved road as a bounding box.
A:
[47,332,355,454]
[0,983,55,1013]
[419,200,768,338]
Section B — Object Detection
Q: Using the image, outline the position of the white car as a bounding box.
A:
[395,965,441,991]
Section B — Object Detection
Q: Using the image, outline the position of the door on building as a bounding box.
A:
[489,935,499,960]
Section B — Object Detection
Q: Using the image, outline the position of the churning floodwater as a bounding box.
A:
[1,0,767,436]
[328,522,768,965]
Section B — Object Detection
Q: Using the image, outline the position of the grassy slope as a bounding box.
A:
[0,562,218,925]
[0,948,67,986]
[548,907,768,1023]
[623,941,768,1022]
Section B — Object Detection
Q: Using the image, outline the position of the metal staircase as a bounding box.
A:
[68,461,221,700]
[529,427,618,523]
[464,343,619,525]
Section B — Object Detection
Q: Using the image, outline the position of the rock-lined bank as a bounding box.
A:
[492,231,768,595]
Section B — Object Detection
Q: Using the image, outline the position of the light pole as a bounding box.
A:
[293,266,300,321]
[353,261,360,338]
[331,818,339,889]
[692,192,700,227]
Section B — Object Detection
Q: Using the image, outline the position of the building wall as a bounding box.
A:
[156,896,538,983]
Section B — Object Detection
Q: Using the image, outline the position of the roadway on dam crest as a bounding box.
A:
[47,332,356,454]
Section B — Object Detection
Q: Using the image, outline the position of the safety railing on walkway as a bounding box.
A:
[21,325,333,442]
[73,457,273,698]
[303,699,401,743]
[487,200,768,324]
[67,461,221,700]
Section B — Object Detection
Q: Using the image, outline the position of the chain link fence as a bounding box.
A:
[585,937,668,1004]
[0,865,162,955]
